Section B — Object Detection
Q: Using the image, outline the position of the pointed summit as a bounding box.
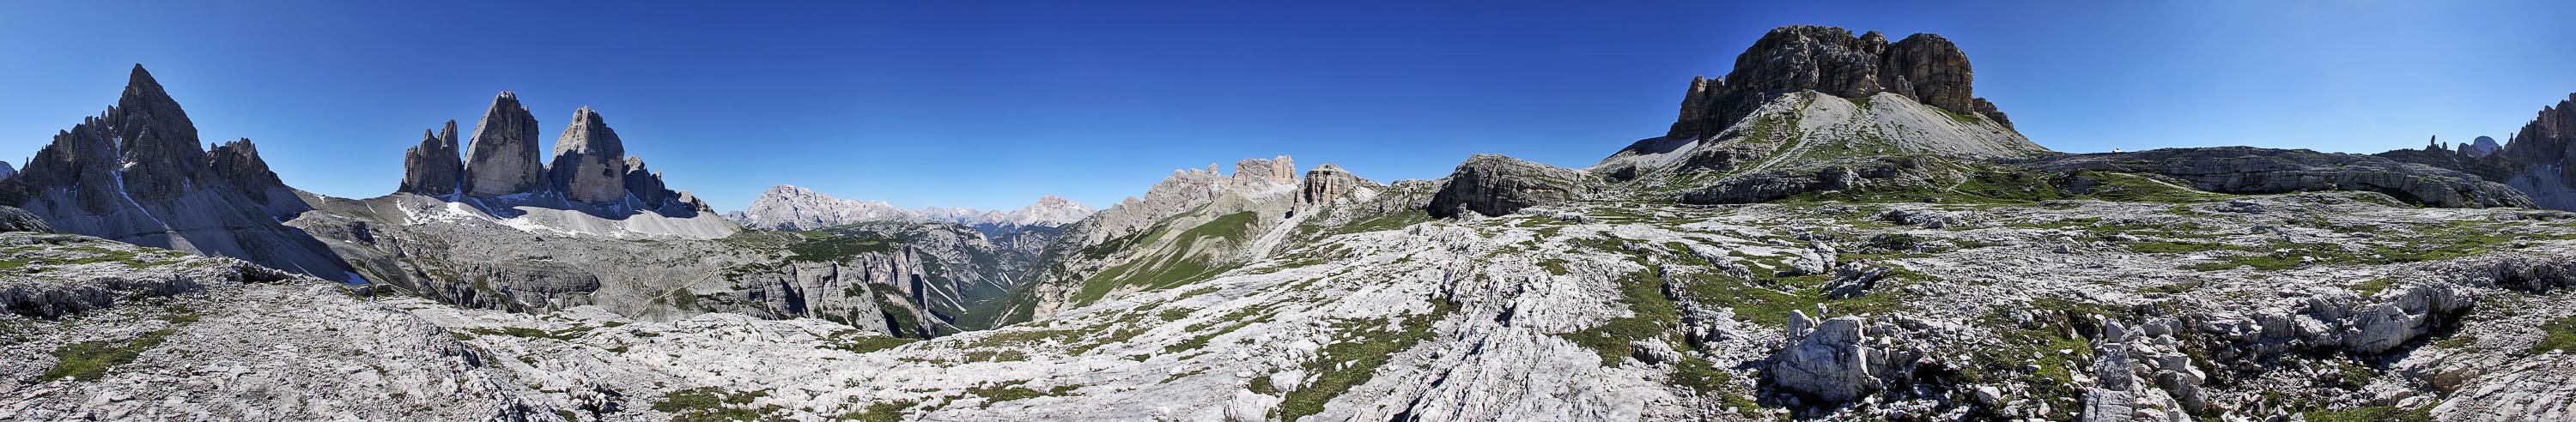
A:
[549,106,629,203]
[463,91,544,196]
[400,119,465,196]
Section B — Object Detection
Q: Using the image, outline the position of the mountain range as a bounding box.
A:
[725,185,1097,232]
[3,24,2573,422]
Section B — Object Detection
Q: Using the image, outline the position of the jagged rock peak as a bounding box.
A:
[399,120,464,196]
[1668,25,2012,138]
[464,91,545,197]
[622,156,671,207]
[109,64,210,201]
[549,106,628,203]
[208,138,286,195]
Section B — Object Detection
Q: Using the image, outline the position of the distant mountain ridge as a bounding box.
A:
[726,184,1097,231]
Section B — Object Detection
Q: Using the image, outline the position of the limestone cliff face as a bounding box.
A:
[404,96,712,218]
[399,121,463,196]
[548,107,629,204]
[463,92,545,197]
[1668,25,2013,139]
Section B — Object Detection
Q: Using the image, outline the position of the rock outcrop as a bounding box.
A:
[462,92,545,197]
[1669,25,2012,139]
[547,107,628,204]
[2022,147,2534,208]
[398,121,463,196]
[1234,155,1297,185]
[1428,154,1596,218]
[0,65,351,279]
[1298,164,1361,212]
[0,206,50,233]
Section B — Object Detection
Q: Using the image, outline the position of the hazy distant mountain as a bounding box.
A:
[726,184,1097,231]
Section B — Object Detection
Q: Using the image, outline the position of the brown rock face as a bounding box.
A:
[1668,25,2012,139]
[464,92,545,197]
[1297,164,1359,211]
[547,107,628,204]
[399,120,464,196]
[1233,155,1297,184]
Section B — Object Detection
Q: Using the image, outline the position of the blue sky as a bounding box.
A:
[2,1,2569,212]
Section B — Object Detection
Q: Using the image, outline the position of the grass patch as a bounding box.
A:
[42,328,178,382]
[2533,316,2576,354]
[824,330,916,354]
[2303,406,2433,422]
[653,387,778,422]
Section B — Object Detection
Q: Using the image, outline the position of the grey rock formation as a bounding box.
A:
[1668,25,2011,139]
[1770,313,1878,403]
[0,160,15,180]
[1428,154,1595,218]
[398,120,463,196]
[0,206,51,233]
[462,92,544,197]
[547,107,628,204]
[2022,147,2533,208]
[622,156,669,207]
[0,64,351,280]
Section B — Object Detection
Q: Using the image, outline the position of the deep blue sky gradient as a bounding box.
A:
[3,1,2569,211]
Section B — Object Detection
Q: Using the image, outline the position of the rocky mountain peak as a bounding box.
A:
[1669,25,2011,139]
[464,91,545,197]
[108,64,210,201]
[399,120,464,196]
[549,106,628,204]
[0,64,348,279]
[1232,155,1297,185]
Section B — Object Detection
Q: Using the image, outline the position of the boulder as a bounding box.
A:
[1770,313,1878,403]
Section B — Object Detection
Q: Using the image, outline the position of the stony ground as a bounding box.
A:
[174,190,2566,421]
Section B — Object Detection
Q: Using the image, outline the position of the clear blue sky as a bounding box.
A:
[3,1,2569,212]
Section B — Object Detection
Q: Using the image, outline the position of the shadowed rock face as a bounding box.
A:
[1427,154,1596,218]
[549,107,628,204]
[2022,147,2534,208]
[399,121,463,196]
[1669,25,2011,139]
[0,64,351,279]
[464,92,545,197]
